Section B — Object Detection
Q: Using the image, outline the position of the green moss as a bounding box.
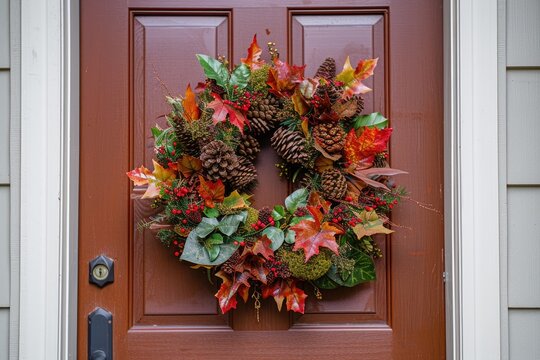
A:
[241,207,260,231]
[278,248,332,280]
[249,65,271,95]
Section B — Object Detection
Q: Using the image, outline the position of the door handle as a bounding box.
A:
[91,350,107,360]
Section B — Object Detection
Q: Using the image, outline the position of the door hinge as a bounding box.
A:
[442,271,448,283]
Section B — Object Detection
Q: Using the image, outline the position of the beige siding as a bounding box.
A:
[509,309,540,360]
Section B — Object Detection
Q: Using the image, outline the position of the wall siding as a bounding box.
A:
[503,0,540,357]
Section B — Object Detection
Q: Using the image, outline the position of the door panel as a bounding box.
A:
[80,1,444,359]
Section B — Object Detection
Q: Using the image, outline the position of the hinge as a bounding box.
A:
[442,271,448,283]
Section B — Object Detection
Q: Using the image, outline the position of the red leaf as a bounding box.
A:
[251,235,274,260]
[344,127,393,165]
[126,165,152,186]
[308,191,331,213]
[290,206,343,262]
[241,34,264,70]
[261,280,287,311]
[261,279,307,314]
[206,94,249,134]
[198,176,225,208]
[267,58,305,97]
[215,271,251,314]
[182,83,200,121]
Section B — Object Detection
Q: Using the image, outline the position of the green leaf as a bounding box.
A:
[151,126,163,139]
[230,64,250,89]
[203,207,220,218]
[205,233,224,246]
[271,205,286,221]
[289,215,313,226]
[262,226,285,250]
[217,211,248,236]
[284,188,309,213]
[206,245,221,262]
[194,217,219,238]
[354,112,388,129]
[284,229,296,244]
[180,231,238,265]
[313,275,340,290]
[326,251,375,287]
[196,54,229,88]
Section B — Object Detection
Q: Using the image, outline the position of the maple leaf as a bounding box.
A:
[251,235,274,260]
[206,94,249,134]
[308,191,331,213]
[126,165,152,186]
[344,127,393,165]
[336,57,378,99]
[177,155,202,178]
[215,271,251,314]
[261,279,307,313]
[222,190,251,210]
[291,206,343,262]
[198,175,225,208]
[267,58,305,97]
[182,83,200,121]
[241,34,265,70]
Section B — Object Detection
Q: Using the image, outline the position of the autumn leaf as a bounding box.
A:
[206,94,249,134]
[251,235,274,260]
[313,140,342,161]
[241,34,264,70]
[262,280,287,311]
[291,88,309,115]
[348,167,407,191]
[291,206,343,262]
[178,155,202,178]
[267,58,305,97]
[344,127,393,165]
[332,99,358,119]
[126,165,152,186]
[352,210,394,238]
[314,156,334,173]
[222,190,251,210]
[336,57,378,99]
[261,279,307,313]
[308,191,331,213]
[215,271,251,314]
[198,176,225,208]
[298,78,319,98]
[152,159,176,182]
[182,83,200,121]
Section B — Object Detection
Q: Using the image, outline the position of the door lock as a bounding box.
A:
[88,307,113,359]
[89,255,114,288]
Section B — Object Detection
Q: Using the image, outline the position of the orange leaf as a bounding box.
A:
[267,58,305,97]
[344,127,392,165]
[178,155,202,178]
[291,88,309,115]
[308,191,331,213]
[198,176,225,208]
[182,83,200,121]
[152,159,176,182]
[126,165,152,186]
[336,57,378,99]
[284,280,307,314]
[251,235,274,260]
[291,206,342,262]
[215,271,251,314]
[261,279,287,311]
[241,34,264,70]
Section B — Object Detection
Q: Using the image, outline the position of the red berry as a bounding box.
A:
[174,251,180,257]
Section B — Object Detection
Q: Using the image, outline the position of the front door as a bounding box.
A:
[79,1,445,358]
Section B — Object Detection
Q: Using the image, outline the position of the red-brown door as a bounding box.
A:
[80,1,444,359]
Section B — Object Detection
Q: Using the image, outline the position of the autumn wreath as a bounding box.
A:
[128,36,406,316]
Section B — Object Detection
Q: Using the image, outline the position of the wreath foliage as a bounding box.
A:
[128,35,407,315]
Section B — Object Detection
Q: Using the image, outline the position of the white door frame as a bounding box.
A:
[15,0,500,359]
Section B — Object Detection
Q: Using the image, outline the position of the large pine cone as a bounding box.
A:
[247,95,279,135]
[229,157,257,190]
[313,122,346,154]
[321,169,347,201]
[315,82,341,104]
[271,127,309,165]
[236,134,260,161]
[315,57,336,80]
[200,140,239,180]
[173,118,200,156]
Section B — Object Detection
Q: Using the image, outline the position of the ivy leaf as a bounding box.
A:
[291,206,343,262]
[194,217,219,238]
[215,270,251,313]
[181,231,238,266]
[336,57,378,99]
[196,54,229,88]
[262,226,285,250]
[326,251,375,287]
[217,211,247,236]
[271,205,286,221]
[178,155,202,178]
[182,83,200,121]
[284,229,296,244]
[344,127,393,165]
[251,235,274,260]
[352,210,394,238]
[354,112,388,129]
[198,176,225,208]
[230,64,250,89]
[240,34,265,70]
[284,188,309,213]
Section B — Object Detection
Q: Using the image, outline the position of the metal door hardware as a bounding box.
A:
[88,307,113,360]
[89,255,114,288]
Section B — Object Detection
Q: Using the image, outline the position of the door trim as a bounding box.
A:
[16,0,500,358]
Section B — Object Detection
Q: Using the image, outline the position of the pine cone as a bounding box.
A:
[229,157,257,190]
[173,118,200,156]
[373,152,387,168]
[313,122,346,154]
[315,82,341,105]
[321,169,347,200]
[258,206,273,226]
[352,95,364,117]
[315,57,336,80]
[221,251,242,274]
[236,134,260,161]
[247,95,279,135]
[206,79,225,96]
[200,140,239,180]
[271,127,309,164]
[298,170,317,190]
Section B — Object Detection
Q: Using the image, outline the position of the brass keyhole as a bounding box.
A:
[92,264,109,281]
